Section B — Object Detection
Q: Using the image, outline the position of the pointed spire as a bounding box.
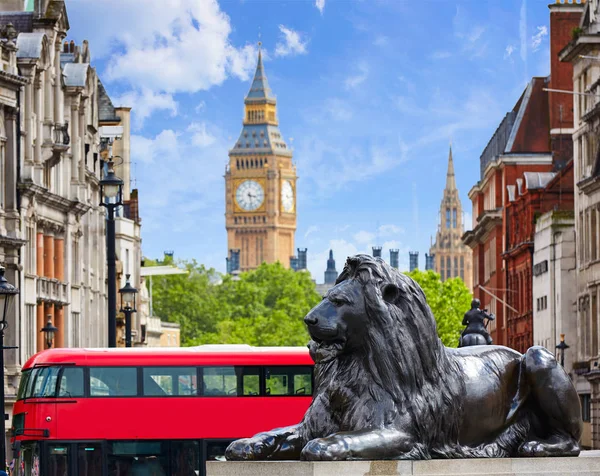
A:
[446,145,456,191]
[246,46,276,103]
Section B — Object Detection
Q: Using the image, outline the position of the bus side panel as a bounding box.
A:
[52,397,311,440]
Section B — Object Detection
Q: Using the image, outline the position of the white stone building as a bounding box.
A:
[531,211,587,443]
[559,0,600,449]
[0,0,142,446]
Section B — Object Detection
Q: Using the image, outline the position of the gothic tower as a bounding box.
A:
[429,146,472,288]
[225,48,296,272]
[324,250,338,284]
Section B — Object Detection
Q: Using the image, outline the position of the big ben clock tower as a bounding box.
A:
[225,47,297,271]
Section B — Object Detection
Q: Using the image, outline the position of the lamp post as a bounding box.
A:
[119,275,137,348]
[556,333,570,367]
[0,266,19,470]
[99,159,123,348]
[40,316,58,349]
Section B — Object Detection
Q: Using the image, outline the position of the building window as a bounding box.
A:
[71,312,80,347]
[25,304,36,357]
[446,256,451,280]
[0,144,4,208]
[454,257,458,277]
[581,394,591,422]
[452,208,457,228]
[440,255,445,278]
[72,240,79,283]
[26,225,35,274]
[446,208,450,228]
[592,207,598,262]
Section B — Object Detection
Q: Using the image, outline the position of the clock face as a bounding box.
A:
[236,180,264,211]
[281,180,294,213]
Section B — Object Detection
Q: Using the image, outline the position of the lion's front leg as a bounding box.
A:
[301,429,415,461]
[226,424,304,461]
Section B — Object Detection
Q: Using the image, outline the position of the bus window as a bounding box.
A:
[108,441,168,476]
[143,367,197,396]
[58,367,84,397]
[265,366,312,396]
[78,443,103,476]
[90,368,138,396]
[16,369,31,400]
[29,367,61,398]
[48,445,68,476]
[202,367,236,396]
[172,441,200,476]
[238,367,260,396]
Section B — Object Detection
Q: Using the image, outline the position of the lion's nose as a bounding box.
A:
[304,314,318,326]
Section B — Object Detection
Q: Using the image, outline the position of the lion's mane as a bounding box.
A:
[304,254,467,458]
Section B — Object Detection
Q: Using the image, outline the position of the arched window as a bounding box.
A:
[446,208,450,228]
[446,257,451,280]
[454,257,458,277]
[453,208,457,228]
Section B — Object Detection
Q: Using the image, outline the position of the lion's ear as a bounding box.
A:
[382,283,401,304]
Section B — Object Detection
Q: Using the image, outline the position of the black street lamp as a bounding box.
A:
[40,316,58,349]
[119,275,137,348]
[0,266,19,469]
[556,333,570,367]
[100,159,123,348]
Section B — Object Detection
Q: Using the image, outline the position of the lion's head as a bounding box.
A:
[305,254,457,401]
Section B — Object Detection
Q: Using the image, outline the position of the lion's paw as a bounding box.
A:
[225,436,276,461]
[301,437,350,461]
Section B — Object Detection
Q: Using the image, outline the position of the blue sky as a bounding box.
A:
[66,0,551,282]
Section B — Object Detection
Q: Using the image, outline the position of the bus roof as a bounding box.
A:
[22,345,313,369]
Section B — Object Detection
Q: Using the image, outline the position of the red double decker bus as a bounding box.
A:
[10,345,313,476]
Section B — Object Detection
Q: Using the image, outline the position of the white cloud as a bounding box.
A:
[531,25,548,52]
[94,0,258,95]
[354,230,376,244]
[315,0,325,14]
[113,88,177,129]
[275,25,308,57]
[374,35,389,47]
[430,51,452,60]
[378,224,404,236]
[195,101,206,113]
[130,121,229,234]
[188,122,217,147]
[344,62,369,90]
[324,98,353,121]
[504,45,515,61]
[304,225,320,239]
[520,0,527,62]
[453,7,488,58]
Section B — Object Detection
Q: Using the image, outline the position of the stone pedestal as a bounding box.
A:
[207,452,600,476]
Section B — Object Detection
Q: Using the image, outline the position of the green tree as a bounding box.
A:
[150,260,320,347]
[405,269,472,347]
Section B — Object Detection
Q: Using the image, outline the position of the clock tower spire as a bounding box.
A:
[225,49,297,272]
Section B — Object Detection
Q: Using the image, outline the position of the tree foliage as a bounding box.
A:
[149,259,470,349]
[149,260,321,346]
[405,270,472,347]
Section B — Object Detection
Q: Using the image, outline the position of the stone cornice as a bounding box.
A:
[17,180,92,216]
[0,235,27,247]
[462,209,502,248]
[0,69,28,86]
[578,174,600,195]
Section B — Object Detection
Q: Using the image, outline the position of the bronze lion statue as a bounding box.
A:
[226,254,582,461]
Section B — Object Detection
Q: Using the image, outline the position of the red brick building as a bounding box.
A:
[504,163,574,353]
[462,1,582,347]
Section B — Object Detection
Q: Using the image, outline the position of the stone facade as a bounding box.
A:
[225,49,296,272]
[560,0,600,450]
[0,0,141,445]
[429,147,472,289]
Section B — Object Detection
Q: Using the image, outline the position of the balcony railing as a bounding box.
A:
[53,122,70,147]
[37,277,69,305]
